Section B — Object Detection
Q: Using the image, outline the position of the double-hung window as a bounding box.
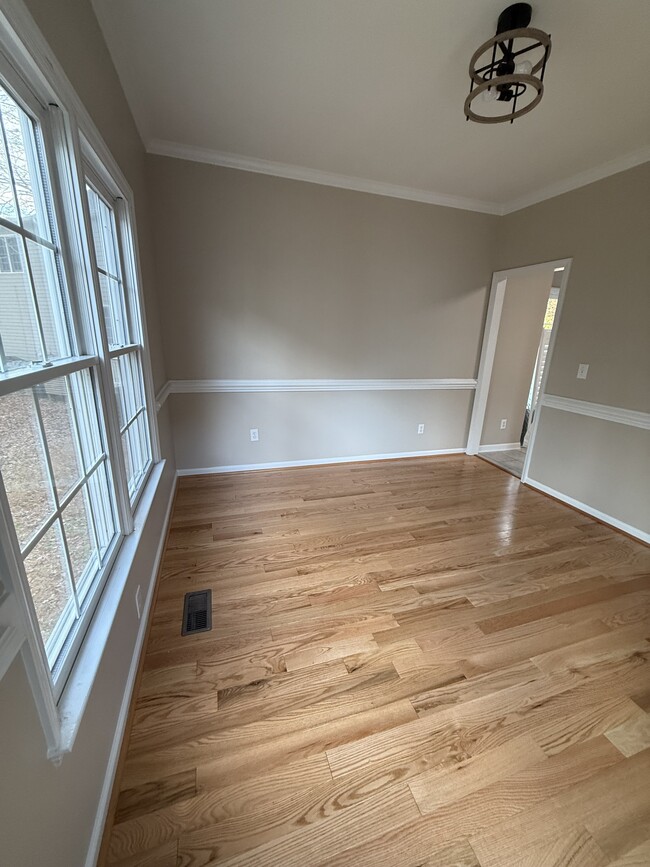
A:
[85,174,152,503]
[0,61,156,709]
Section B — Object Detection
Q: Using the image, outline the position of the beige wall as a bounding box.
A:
[496,163,650,533]
[497,163,650,413]
[147,156,497,379]
[146,155,498,468]
[0,2,175,866]
[481,267,554,446]
[171,390,473,470]
[528,407,650,534]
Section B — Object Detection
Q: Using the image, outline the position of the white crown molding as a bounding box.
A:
[147,138,650,217]
[502,146,650,214]
[176,448,466,477]
[159,378,477,401]
[542,394,650,431]
[524,478,650,545]
[146,139,502,215]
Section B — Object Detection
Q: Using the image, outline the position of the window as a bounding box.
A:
[85,179,152,501]
[0,68,156,702]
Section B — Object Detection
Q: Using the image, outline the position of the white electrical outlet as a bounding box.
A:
[417,423,425,435]
[135,585,142,620]
[577,363,589,380]
[250,428,259,442]
[500,419,507,430]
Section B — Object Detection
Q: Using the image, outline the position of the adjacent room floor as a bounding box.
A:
[480,447,527,478]
[104,455,650,867]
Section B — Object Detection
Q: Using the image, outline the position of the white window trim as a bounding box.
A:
[82,158,157,512]
[0,0,164,760]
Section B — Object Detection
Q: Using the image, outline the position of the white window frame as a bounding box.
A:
[82,157,156,510]
[0,2,162,760]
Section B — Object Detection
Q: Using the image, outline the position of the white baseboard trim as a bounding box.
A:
[478,442,521,453]
[525,478,650,545]
[84,473,176,867]
[176,447,466,476]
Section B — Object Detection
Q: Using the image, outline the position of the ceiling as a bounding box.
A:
[92,0,650,213]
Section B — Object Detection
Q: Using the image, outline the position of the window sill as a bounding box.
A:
[51,459,167,761]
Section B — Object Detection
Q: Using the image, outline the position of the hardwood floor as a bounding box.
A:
[103,455,650,867]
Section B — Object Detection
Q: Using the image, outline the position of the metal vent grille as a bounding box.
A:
[181,589,212,636]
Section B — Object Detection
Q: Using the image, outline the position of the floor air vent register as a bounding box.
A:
[181,589,212,635]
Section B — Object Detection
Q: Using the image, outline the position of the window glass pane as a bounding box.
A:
[0,228,42,369]
[121,425,132,490]
[122,410,150,498]
[87,187,118,277]
[0,235,23,272]
[70,367,103,470]
[0,86,51,240]
[98,272,127,347]
[23,519,73,646]
[26,239,70,361]
[0,122,18,224]
[7,235,22,270]
[0,87,71,374]
[112,351,144,429]
[0,388,54,548]
[86,183,133,349]
[86,461,115,558]
[35,378,83,500]
[62,483,96,595]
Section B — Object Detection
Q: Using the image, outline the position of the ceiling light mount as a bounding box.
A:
[464,3,551,125]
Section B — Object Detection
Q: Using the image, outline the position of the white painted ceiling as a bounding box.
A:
[92,0,650,211]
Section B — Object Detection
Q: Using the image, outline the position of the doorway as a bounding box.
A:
[466,258,572,481]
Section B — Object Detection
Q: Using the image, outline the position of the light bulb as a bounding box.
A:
[515,59,533,76]
[481,86,498,102]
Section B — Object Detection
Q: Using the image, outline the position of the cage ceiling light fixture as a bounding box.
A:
[464,3,551,124]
